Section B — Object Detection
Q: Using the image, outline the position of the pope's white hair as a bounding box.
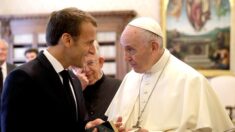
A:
[140,29,163,48]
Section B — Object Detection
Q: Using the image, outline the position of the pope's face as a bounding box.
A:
[120,26,154,73]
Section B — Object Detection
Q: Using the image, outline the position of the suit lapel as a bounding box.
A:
[69,71,87,120]
[37,51,87,121]
[37,52,66,100]
[37,52,77,117]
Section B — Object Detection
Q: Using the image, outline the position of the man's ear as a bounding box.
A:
[151,40,159,52]
[61,33,72,47]
[98,56,105,68]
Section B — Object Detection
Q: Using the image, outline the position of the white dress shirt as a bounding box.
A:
[43,50,78,111]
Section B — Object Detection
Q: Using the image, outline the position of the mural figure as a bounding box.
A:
[167,0,231,70]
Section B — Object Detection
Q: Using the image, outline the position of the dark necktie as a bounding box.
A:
[60,70,77,116]
[0,67,3,93]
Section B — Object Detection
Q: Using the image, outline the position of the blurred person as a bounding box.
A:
[0,39,16,91]
[24,48,39,62]
[105,17,234,132]
[1,7,103,132]
[0,39,16,132]
[71,41,121,121]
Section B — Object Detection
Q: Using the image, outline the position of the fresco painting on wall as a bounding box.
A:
[166,0,231,70]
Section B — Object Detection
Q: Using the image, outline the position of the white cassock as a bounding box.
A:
[105,49,234,132]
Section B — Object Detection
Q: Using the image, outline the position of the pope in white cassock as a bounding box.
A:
[105,17,234,132]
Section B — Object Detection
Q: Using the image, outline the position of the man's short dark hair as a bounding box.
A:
[24,48,39,56]
[46,7,97,46]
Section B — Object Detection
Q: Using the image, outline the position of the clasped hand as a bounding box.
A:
[85,117,148,132]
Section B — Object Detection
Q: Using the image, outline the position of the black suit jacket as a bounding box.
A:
[0,63,16,94]
[1,52,88,132]
[0,63,16,132]
[83,75,121,121]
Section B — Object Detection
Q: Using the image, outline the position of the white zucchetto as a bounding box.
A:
[128,17,163,38]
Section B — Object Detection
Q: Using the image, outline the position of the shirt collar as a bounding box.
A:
[1,61,7,70]
[145,49,170,74]
[43,49,64,73]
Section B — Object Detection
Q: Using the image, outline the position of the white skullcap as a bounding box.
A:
[128,17,163,38]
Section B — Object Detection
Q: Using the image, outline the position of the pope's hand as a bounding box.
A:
[115,116,127,132]
[137,128,148,132]
[128,128,148,132]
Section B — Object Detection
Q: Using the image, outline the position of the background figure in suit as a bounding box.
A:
[0,39,16,92]
[1,7,101,132]
[24,48,39,62]
[0,39,16,132]
[71,41,121,121]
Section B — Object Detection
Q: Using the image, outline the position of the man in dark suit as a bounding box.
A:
[1,7,101,132]
[0,39,16,132]
[71,41,121,121]
[0,39,16,91]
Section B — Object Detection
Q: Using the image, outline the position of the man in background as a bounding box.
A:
[72,41,121,121]
[0,39,16,92]
[106,17,234,131]
[0,39,16,132]
[24,48,38,62]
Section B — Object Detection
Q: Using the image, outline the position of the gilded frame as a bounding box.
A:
[161,0,235,77]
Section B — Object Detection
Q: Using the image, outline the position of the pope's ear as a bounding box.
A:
[151,40,159,52]
[61,33,72,47]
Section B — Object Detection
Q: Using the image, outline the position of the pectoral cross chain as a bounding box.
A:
[132,120,141,128]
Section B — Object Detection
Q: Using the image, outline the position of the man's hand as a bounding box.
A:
[71,67,89,90]
[85,118,104,132]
